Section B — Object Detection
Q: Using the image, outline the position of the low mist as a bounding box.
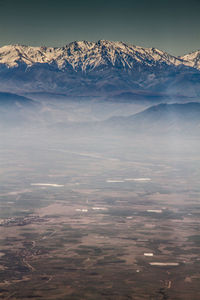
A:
[0,95,200,299]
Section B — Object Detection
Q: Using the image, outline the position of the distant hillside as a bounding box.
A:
[105,102,200,135]
[0,92,38,126]
[0,92,35,107]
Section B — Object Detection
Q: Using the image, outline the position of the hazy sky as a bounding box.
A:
[0,0,199,55]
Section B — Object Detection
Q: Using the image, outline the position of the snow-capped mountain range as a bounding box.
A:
[0,40,199,70]
[0,40,200,98]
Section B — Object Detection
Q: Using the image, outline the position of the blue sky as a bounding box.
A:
[0,0,199,55]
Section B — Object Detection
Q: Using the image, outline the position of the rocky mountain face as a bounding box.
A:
[0,40,200,99]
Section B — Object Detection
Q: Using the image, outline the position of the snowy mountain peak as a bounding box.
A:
[180,50,200,69]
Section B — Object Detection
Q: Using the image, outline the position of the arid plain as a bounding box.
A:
[0,131,200,300]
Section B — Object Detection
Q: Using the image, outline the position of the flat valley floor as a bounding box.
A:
[0,133,200,300]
